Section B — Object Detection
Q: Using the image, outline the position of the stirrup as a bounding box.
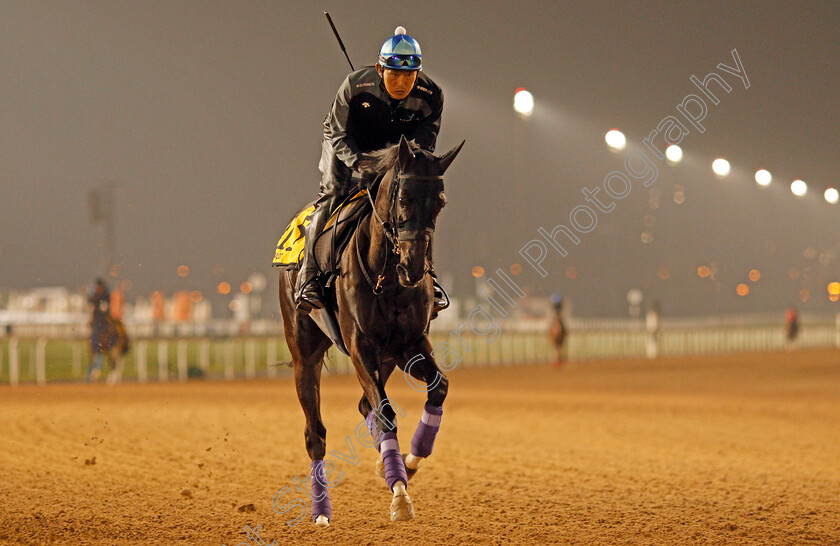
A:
[430,281,449,321]
[432,281,449,311]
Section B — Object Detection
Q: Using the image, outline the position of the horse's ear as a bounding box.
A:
[438,140,465,173]
[398,135,414,170]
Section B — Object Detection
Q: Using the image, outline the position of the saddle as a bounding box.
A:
[272,185,372,279]
[273,182,377,357]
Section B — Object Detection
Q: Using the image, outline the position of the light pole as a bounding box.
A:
[88,181,117,279]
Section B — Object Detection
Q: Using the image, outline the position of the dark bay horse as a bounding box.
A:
[549,296,567,367]
[278,136,464,527]
[88,308,130,384]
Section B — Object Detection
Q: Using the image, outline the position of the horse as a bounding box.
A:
[277,135,464,527]
[88,307,130,384]
[549,313,566,366]
[548,296,566,366]
[784,306,799,350]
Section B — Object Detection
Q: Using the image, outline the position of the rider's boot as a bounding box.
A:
[295,199,334,313]
[296,141,353,313]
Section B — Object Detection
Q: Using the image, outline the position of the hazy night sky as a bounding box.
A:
[1,1,838,317]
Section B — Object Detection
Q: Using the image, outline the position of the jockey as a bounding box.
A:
[88,278,111,316]
[88,278,111,343]
[296,26,445,313]
[550,293,563,313]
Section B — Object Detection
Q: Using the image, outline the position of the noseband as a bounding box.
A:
[360,169,443,294]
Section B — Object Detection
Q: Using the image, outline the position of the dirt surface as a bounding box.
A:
[2,349,839,545]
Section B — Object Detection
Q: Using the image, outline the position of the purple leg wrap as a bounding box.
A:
[379,432,408,491]
[411,403,443,458]
[310,460,332,521]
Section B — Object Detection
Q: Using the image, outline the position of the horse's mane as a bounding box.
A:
[357,140,427,177]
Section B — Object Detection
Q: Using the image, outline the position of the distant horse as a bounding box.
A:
[278,136,464,527]
[784,306,799,350]
[548,301,567,367]
[88,307,130,384]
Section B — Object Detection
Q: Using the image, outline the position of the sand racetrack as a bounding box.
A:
[2,349,839,545]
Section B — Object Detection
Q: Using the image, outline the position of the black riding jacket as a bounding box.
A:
[323,65,443,169]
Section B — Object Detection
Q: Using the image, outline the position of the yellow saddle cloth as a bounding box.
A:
[272,189,368,269]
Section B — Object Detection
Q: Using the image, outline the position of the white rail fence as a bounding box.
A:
[0,332,554,386]
[1,316,838,385]
[568,323,839,360]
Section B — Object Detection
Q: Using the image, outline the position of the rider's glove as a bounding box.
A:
[354,154,373,173]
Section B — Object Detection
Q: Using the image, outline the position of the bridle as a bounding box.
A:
[358,168,443,295]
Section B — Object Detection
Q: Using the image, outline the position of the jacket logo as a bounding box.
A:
[355,82,375,88]
[362,102,370,108]
[415,85,432,94]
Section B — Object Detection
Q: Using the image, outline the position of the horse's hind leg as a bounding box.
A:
[286,315,333,525]
[293,350,332,527]
[398,337,449,475]
[280,274,335,527]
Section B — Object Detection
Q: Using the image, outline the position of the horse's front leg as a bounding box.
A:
[399,336,449,476]
[106,351,124,385]
[105,353,117,385]
[87,351,103,382]
[281,270,335,527]
[349,338,414,522]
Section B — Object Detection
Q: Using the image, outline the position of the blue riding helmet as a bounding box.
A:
[378,26,422,71]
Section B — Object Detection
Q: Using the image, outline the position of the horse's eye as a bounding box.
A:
[399,197,407,206]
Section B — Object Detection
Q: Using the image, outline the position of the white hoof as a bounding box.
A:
[390,483,415,522]
[376,453,420,480]
[405,453,423,471]
[314,515,330,527]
